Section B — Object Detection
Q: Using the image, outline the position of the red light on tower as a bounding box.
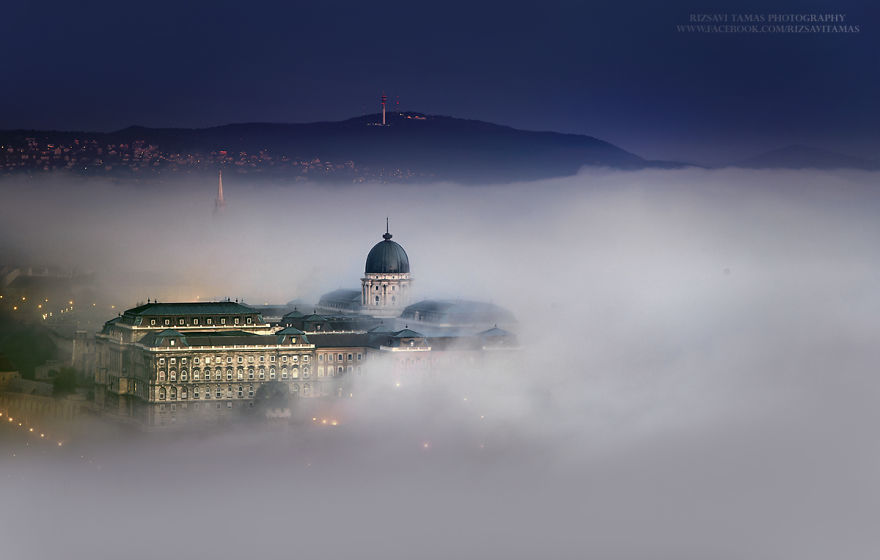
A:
[381,93,388,125]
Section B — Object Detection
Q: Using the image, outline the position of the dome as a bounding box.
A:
[365,230,410,274]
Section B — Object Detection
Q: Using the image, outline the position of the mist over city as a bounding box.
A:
[2,0,879,557]
[3,168,880,558]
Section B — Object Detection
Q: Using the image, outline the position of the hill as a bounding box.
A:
[0,112,679,183]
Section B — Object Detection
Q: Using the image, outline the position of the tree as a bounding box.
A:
[52,367,78,396]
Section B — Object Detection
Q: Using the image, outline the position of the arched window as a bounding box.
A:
[303,383,311,395]
[180,370,187,381]
[169,370,176,381]
[338,366,344,374]
[170,387,177,400]
[281,367,288,379]
[181,388,188,400]
[237,386,243,398]
[159,387,166,400]
[158,371,166,381]
[291,367,299,379]
[270,367,276,379]
[236,368,244,380]
[258,367,265,380]
[375,296,380,304]
[248,368,254,380]
[226,369,233,380]
[192,369,200,381]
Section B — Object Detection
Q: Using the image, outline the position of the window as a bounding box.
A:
[194,318,199,326]
[215,371,221,380]
[248,356,254,363]
[221,318,226,325]
[328,354,334,362]
[181,358,187,364]
[207,318,213,325]
[248,369,254,380]
[180,370,187,381]
[226,357,232,363]
[170,358,176,364]
[234,317,240,325]
[303,356,309,363]
[158,371,166,381]
[150,319,156,326]
[194,387,200,399]
[170,387,177,400]
[259,368,265,380]
[292,356,298,363]
[181,388,188,399]
[270,356,276,362]
[170,371,176,381]
[194,358,200,364]
[246,317,252,324]
[303,383,311,395]
[159,388,166,400]
[291,367,299,379]
[281,368,288,379]
[216,387,221,398]
[164,319,170,326]
[204,387,211,399]
[178,318,184,325]
[227,387,233,398]
[338,354,343,361]
[357,353,362,360]
[237,356,243,363]
[159,358,165,365]
[318,354,323,362]
[237,386,243,398]
[237,369,243,380]
[375,296,379,304]
[282,356,288,362]
[259,356,265,363]
[226,369,232,381]
[248,386,254,397]
[338,366,344,374]
[347,354,352,361]
[193,370,200,381]
[170,340,176,346]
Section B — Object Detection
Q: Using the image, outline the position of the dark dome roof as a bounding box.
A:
[365,231,410,274]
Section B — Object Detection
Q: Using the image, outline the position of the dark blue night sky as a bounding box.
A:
[1,0,876,163]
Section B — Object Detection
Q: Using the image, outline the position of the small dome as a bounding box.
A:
[365,230,410,274]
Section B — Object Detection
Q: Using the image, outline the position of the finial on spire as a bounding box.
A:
[383,217,392,240]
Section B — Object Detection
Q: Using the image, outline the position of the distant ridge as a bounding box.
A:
[731,145,879,170]
[0,112,689,183]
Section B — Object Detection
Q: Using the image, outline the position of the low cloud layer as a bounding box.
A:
[1,168,879,559]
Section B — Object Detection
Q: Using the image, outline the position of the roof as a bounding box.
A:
[307,333,377,349]
[318,289,362,304]
[392,328,424,338]
[122,301,258,316]
[477,326,513,338]
[276,327,305,335]
[365,231,410,274]
[400,299,516,325]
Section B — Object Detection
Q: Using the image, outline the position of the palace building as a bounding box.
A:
[94,225,516,427]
